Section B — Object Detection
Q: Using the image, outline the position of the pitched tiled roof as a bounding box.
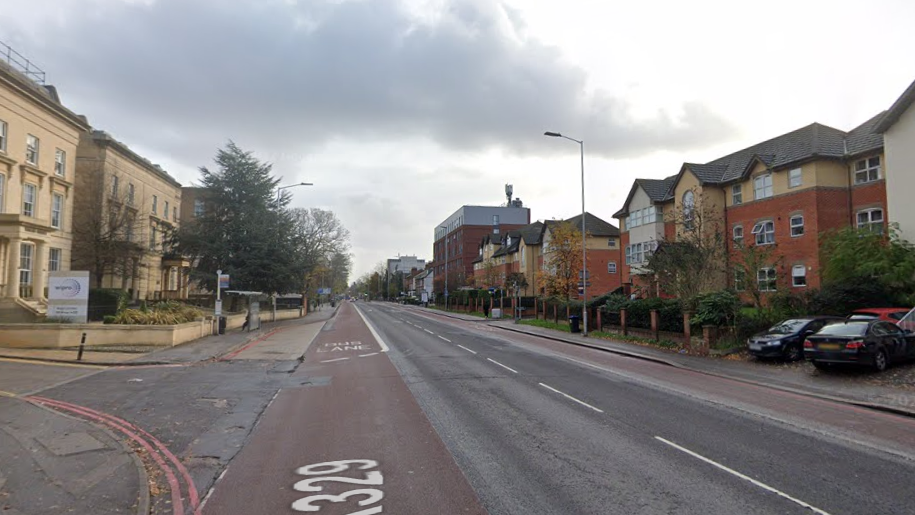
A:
[846,111,888,156]
[876,78,915,133]
[563,212,620,237]
[520,221,544,245]
[637,175,677,202]
[706,123,849,183]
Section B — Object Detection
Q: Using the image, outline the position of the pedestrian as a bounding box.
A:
[242,309,250,331]
[483,302,490,319]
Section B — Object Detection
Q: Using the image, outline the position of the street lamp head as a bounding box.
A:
[300,182,313,186]
[544,131,562,137]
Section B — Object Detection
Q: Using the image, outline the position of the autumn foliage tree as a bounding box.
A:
[538,221,588,303]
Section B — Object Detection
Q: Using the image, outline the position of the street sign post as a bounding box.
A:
[48,271,89,323]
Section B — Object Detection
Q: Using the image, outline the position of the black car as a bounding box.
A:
[747,317,843,361]
[803,320,912,372]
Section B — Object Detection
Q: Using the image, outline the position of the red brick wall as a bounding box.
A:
[432,223,528,285]
[850,180,888,229]
[664,221,676,241]
[726,187,857,293]
[585,248,622,298]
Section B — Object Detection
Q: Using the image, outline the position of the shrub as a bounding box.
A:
[109,301,203,325]
[691,290,740,328]
[806,278,905,316]
[88,288,130,321]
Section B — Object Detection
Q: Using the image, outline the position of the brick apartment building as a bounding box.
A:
[614,112,889,299]
[432,203,530,294]
[472,213,622,300]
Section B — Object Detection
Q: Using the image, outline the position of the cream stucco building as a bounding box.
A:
[73,130,189,301]
[0,53,90,320]
[877,79,915,242]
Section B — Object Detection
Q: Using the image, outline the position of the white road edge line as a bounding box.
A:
[359,352,379,358]
[353,304,391,353]
[487,358,518,374]
[538,383,604,413]
[457,345,477,355]
[321,357,350,363]
[654,436,832,515]
[424,329,435,334]
[438,336,452,343]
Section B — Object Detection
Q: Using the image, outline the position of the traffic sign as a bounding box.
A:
[218,274,230,289]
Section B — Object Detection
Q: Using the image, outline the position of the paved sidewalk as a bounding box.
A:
[0,305,339,366]
[0,396,145,515]
[492,321,915,416]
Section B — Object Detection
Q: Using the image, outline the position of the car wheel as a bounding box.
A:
[812,360,831,371]
[872,349,888,373]
[783,343,802,362]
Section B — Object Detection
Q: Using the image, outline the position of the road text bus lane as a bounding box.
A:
[202,302,485,515]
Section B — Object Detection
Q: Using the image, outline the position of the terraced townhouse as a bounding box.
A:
[472,213,622,299]
[614,106,893,299]
[0,47,91,321]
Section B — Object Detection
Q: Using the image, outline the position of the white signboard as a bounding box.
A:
[48,271,90,323]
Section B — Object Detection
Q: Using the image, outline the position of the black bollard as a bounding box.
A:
[77,332,87,361]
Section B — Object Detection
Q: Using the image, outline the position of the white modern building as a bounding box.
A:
[877,78,915,242]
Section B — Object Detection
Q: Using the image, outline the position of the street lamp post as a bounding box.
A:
[544,131,588,336]
[439,225,449,310]
[276,182,314,207]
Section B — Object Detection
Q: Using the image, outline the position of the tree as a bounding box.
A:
[71,170,147,289]
[174,142,299,294]
[481,260,500,288]
[643,187,726,310]
[821,225,915,293]
[732,240,782,310]
[288,208,352,298]
[538,221,587,302]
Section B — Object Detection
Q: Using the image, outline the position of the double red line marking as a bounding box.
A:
[27,395,201,515]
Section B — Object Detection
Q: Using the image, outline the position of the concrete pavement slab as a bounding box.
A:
[0,397,144,515]
[229,319,324,360]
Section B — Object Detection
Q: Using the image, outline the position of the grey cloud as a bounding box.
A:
[4,0,734,164]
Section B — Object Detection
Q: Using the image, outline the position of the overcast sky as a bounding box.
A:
[4,0,914,278]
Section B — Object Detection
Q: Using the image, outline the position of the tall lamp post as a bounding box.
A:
[276,182,313,207]
[544,131,588,336]
[439,225,449,310]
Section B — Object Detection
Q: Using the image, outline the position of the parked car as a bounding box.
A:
[847,308,911,323]
[804,320,913,372]
[747,317,843,361]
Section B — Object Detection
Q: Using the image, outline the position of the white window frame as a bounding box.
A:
[54,149,66,177]
[51,193,63,229]
[22,183,37,217]
[854,157,881,184]
[734,268,746,291]
[754,173,773,200]
[757,267,777,292]
[733,225,744,245]
[48,248,62,272]
[0,119,7,153]
[792,265,807,288]
[608,261,617,274]
[625,246,632,265]
[752,220,775,245]
[732,184,742,205]
[857,208,884,233]
[19,243,34,287]
[26,134,39,165]
[790,215,804,237]
[682,190,695,228]
[788,168,802,188]
[608,238,616,247]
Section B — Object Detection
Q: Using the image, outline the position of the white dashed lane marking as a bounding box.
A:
[438,336,452,343]
[539,383,604,413]
[457,345,477,355]
[321,357,351,363]
[487,358,518,374]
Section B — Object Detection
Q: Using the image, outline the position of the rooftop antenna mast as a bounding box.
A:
[505,184,513,206]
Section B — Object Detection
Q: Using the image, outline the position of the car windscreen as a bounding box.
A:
[889,312,907,321]
[767,319,808,334]
[816,322,868,337]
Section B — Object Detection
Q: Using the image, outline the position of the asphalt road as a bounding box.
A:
[354,303,915,515]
